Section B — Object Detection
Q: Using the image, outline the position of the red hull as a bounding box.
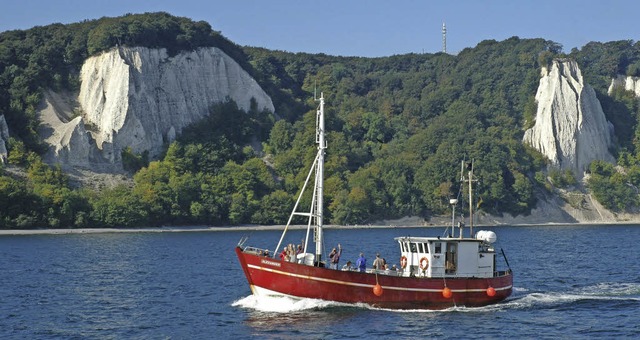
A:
[236,247,513,309]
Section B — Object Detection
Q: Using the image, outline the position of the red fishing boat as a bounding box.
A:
[235,93,513,309]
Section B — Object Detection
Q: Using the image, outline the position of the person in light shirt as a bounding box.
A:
[372,253,386,270]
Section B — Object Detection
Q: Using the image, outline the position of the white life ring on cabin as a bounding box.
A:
[400,256,407,269]
[419,257,429,270]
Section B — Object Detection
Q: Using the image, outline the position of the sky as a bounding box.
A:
[0,0,638,57]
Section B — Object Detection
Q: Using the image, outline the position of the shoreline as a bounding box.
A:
[0,224,425,236]
[1,221,639,236]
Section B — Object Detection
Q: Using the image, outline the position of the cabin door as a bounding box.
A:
[445,243,457,274]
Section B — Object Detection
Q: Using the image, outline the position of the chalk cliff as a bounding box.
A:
[608,74,640,96]
[523,59,614,177]
[40,46,274,169]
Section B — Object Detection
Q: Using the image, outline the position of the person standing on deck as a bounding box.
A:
[328,244,342,269]
[356,253,367,272]
[373,253,385,270]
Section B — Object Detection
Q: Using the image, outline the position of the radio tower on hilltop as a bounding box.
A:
[442,21,447,54]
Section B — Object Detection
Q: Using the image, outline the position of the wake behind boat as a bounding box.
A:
[235,93,513,309]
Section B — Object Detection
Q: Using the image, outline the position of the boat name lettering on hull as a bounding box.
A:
[261,259,281,267]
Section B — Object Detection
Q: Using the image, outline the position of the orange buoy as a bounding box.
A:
[442,287,452,298]
[373,283,383,296]
[486,286,496,297]
[419,257,429,271]
[400,256,407,269]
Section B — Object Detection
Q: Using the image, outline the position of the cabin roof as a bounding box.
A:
[394,236,482,243]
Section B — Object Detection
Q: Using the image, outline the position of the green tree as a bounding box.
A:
[251,190,293,224]
[91,185,149,227]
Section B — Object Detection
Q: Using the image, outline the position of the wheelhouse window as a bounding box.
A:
[435,243,442,254]
[422,243,429,253]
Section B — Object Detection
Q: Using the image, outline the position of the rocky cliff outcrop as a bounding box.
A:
[38,90,103,168]
[523,59,615,177]
[0,115,8,163]
[608,74,640,96]
[39,46,274,169]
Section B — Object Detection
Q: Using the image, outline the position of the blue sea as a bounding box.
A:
[1,225,639,339]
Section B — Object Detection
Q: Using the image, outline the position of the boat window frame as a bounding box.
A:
[410,242,418,253]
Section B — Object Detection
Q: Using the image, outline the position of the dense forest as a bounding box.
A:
[1,12,640,229]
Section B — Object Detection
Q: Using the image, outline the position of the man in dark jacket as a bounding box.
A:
[328,244,342,269]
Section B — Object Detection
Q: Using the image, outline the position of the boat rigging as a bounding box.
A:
[235,94,513,309]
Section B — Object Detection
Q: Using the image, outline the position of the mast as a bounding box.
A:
[315,93,326,262]
[461,160,475,237]
[468,162,473,236]
[273,93,327,265]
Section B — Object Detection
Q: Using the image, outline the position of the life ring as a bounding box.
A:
[400,256,407,269]
[419,257,429,270]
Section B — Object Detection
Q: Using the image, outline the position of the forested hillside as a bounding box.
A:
[1,13,639,229]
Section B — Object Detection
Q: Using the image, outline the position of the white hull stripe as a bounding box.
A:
[247,263,512,293]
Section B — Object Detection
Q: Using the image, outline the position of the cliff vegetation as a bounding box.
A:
[1,13,640,228]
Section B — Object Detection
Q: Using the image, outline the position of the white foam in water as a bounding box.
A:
[232,295,344,313]
[513,286,529,293]
[232,295,511,314]
[577,282,640,297]
[502,282,640,311]
[231,282,640,314]
[233,295,469,314]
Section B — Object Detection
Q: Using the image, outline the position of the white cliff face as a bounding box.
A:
[36,90,104,168]
[523,59,614,176]
[608,74,640,96]
[53,117,94,165]
[76,46,274,163]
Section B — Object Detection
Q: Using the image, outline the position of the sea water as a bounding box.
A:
[1,225,639,338]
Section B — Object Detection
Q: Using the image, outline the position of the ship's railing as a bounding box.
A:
[367,268,403,276]
[242,246,271,257]
[338,268,403,276]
